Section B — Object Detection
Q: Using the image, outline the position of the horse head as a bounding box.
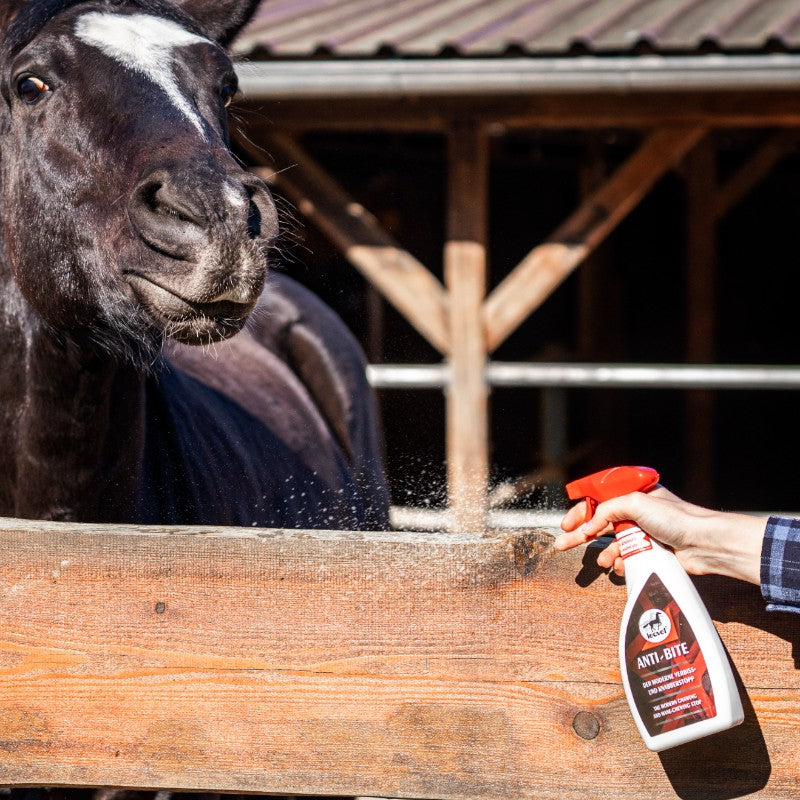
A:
[0,0,277,353]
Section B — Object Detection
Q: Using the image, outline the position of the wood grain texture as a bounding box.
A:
[0,517,797,799]
[239,92,800,133]
[444,122,489,531]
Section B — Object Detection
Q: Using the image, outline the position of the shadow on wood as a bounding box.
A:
[659,663,770,800]
[0,518,797,799]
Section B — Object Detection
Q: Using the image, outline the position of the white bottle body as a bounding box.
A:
[617,527,744,751]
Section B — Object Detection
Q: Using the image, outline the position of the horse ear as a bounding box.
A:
[172,0,262,46]
[0,0,27,31]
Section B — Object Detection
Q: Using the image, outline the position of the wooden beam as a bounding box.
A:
[0,517,798,798]
[714,130,800,219]
[445,122,490,531]
[495,93,800,131]
[239,91,800,133]
[483,127,707,353]
[239,132,451,355]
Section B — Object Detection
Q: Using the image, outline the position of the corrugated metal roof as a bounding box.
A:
[233,0,800,58]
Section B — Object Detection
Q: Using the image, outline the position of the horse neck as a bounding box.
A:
[0,269,148,522]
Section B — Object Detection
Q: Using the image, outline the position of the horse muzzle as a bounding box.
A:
[128,165,277,258]
[125,164,277,344]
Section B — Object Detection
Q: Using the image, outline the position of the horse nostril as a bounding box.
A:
[138,181,160,210]
[140,180,205,227]
[130,169,277,260]
[247,199,262,240]
[243,181,278,243]
[130,175,207,260]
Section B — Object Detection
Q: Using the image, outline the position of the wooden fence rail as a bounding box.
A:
[0,517,797,799]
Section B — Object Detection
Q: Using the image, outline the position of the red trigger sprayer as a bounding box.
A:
[566,466,743,751]
[566,465,659,537]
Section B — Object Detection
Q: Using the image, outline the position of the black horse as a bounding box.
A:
[0,0,389,529]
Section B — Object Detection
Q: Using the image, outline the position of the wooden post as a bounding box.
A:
[681,132,797,503]
[445,122,490,531]
[684,138,717,504]
[577,135,611,360]
[365,284,385,364]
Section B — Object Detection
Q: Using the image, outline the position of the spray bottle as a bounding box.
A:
[565,466,744,751]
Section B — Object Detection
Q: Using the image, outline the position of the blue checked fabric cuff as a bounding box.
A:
[761,516,800,614]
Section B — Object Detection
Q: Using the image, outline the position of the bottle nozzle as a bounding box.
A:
[565,466,660,525]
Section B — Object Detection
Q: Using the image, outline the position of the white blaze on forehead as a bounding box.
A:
[74,12,212,136]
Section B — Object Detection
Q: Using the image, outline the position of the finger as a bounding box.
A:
[613,556,625,577]
[561,501,590,532]
[553,528,593,551]
[589,492,650,533]
[596,540,621,570]
[555,513,616,550]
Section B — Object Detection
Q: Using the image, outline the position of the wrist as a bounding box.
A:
[690,512,765,585]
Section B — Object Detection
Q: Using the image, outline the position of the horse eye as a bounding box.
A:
[220,83,237,107]
[16,75,50,104]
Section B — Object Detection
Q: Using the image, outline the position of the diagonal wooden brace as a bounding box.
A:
[713,129,800,220]
[241,132,451,355]
[482,126,708,353]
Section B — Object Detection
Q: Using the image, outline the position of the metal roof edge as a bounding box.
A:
[235,54,800,99]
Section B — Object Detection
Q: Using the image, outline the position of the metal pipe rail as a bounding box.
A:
[236,55,800,100]
[367,362,800,390]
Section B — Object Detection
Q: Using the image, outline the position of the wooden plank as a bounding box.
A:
[483,127,707,353]
[495,92,800,131]
[444,123,490,531]
[240,91,800,133]
[239,132,451,355]
[0,517,798,799]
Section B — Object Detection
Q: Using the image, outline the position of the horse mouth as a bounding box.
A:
[125,273,257,344]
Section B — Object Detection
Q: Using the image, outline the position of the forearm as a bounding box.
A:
[687,512,765,586]
[559,489,800,613]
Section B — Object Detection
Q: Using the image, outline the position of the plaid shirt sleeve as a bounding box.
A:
[761,517,800,614]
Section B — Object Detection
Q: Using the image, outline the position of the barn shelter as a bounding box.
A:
[232,0,800,530]
[0,5,799,799]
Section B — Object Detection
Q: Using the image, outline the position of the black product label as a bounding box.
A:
[625,573,716,736]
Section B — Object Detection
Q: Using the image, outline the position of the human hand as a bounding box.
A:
[554,485,764,585]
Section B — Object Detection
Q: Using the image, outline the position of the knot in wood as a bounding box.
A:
[512,532,547,576]
[572,710,601,740]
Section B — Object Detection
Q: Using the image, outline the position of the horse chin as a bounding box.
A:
[125,273,255,345]
[166,314,248,346]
